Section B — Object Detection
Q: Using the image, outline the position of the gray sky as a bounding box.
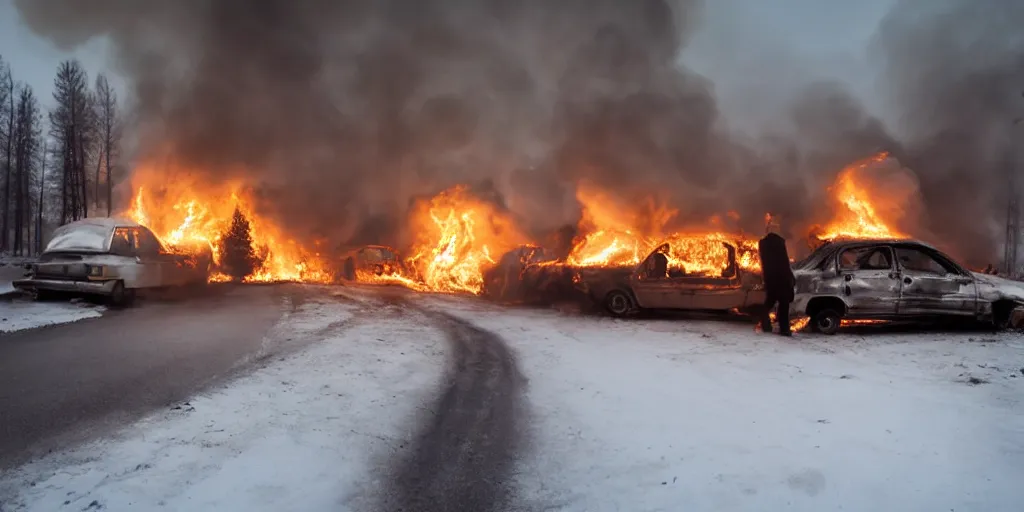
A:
[1,0,895,119]
[0,0,120,107]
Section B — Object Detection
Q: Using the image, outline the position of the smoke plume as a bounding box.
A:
[871,0,1024,265]
[12,0,1024,264]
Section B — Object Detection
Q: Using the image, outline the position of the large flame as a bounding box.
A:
[119,151,911,294]
[126,167,333,284]
[403,186,530,294]
[566,185,761,276]
[817,152,907,241]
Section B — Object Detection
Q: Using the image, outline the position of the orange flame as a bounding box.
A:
[125,167,332,284]
[566,185,761,275]
[818,152,906,241]
[403,186,530,294]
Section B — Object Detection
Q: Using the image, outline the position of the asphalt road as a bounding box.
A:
[0,284,293,469]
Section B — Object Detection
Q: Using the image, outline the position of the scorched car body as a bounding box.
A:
[574,241,766,317]
[792,238,1024,334]
[14,217,212,305]
[482,245,558,302]
[336,245,404,282]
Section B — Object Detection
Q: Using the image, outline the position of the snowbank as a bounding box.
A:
[0,300,105,333]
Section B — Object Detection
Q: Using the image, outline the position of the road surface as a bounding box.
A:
[0,284,298,469]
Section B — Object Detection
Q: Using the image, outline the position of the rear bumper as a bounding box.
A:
[13,278,118,295]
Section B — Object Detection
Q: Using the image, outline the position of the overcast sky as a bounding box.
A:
[1,0,895,118]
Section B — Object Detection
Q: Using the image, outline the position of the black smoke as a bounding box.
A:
[871,0,1024,266]
[12,0,1023,265]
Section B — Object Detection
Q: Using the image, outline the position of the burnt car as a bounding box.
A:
[482,245,558,302]
[792,238,1024,334]
[336,245,404,282]
[14,217,212,305]
[574,240,765,317]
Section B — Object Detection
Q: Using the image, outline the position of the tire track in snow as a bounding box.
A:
[377,297,527,512]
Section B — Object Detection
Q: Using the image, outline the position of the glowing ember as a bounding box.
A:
[818,152,906,241]
[404,186,530,294]
[126,166,333,284]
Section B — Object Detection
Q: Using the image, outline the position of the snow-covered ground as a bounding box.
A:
[0,300,105,333]
[0,262,107,333]
[1,289,1023,511]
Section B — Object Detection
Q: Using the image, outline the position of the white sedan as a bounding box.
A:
[14,218,212,305]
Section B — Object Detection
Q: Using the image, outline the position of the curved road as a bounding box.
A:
[0,285,294,469]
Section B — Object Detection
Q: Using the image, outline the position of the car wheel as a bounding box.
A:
[109,281,136,308]
[604,290,635,318]
[812,308,841,335]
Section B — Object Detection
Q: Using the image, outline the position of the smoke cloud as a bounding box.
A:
[871,0,1024,265]
[12,0,1024,265]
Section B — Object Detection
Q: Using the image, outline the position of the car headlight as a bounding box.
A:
[88,265,105,277]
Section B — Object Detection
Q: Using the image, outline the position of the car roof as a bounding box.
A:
[60,217,142,230]
[819,238,938,250]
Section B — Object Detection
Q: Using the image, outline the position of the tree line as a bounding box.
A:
[0,55,121,257]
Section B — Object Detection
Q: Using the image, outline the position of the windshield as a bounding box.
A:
[45,223,112,253]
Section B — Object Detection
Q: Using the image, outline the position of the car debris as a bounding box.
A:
[334,245,405,283]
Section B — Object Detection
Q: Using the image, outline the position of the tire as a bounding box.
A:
[811,308,841,335]
[109,281,136,308]
[991,301,1015,330]
[604,290,635,318]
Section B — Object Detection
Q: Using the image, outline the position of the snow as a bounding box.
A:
[2,288,1023,511]
[0,300,105,333]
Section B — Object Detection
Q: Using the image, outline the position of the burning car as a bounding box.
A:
[481,245,558,302]
[573,239,766,317]
[792,238,1024,334]
[335,245,404,282]
[14,218,212,305]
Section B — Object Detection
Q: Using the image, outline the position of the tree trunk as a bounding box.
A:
[2,86,13,252]
[38,141,46,254]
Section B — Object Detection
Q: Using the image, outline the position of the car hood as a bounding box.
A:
[971,272,1024,302]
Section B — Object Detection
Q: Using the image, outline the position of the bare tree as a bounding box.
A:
[0,57,14,252]
[50,60,92,223]
[94,74,118,216]
[12,85,41,256]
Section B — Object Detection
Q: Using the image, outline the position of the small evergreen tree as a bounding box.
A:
[221,207,257,281]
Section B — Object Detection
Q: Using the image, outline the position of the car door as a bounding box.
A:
[131,227,166,287]
[834,245,900,317]
[894,246,976,316]
[630,245,680,308]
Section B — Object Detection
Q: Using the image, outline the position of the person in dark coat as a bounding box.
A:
[758,231,796,336]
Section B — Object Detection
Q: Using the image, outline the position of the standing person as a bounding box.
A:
[758,230,796,336]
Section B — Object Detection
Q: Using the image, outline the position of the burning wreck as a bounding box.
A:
[14,217,212,305]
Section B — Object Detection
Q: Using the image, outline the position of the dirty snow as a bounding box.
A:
[0,300,105,333]
[2,289,1023,511]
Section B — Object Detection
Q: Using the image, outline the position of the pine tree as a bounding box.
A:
[220,207,257,281]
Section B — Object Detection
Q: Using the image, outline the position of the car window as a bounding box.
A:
[135,228,164,257]
[895,247,955,275]
[110,227,134,256]
[838,246,893,271]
